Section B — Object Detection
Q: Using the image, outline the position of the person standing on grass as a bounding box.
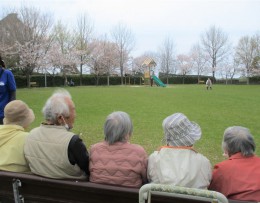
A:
[147,113,212,189]
[0,55,16,125]
[90,111,148,188]
[209,126,260,201]
[24,89,89,180]
[150,76,154,86]
[206,78,212,90]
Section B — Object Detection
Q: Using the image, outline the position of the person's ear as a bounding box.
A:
[125,134,129,140]
[57,115,64,125]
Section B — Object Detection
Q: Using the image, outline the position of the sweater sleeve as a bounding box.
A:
[68,135,90,176]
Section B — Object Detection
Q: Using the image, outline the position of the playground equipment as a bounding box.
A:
[142,58,166,87]
[152,75,166,87]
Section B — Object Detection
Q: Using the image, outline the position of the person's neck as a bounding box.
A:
[159,145,197,153]
[42,121,60,126]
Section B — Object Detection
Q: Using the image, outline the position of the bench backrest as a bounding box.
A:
[1,171,258,203]
[0,171,139,203]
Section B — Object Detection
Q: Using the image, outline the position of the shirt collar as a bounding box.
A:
[229,152,254,160]
[159,145,197,153]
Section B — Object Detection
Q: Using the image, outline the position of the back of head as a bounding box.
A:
[104,111,133,145]
[42,89,72,124]
[222,126,255,157]
[162,113,201,146]
[4,100,35,128]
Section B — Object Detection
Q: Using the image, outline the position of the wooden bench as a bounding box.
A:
[0,171,257,203]
[0,171,139,203]
[198,80,205,84]
[29,82,38,87]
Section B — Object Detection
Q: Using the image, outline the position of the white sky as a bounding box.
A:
[1,0,260,57]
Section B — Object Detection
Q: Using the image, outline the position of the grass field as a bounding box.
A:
[17,84,260,166]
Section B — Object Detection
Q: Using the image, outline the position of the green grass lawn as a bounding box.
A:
[17,84,260,166]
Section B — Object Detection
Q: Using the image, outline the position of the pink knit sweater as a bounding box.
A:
[89,141,148,188]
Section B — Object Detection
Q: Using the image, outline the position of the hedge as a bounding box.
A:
[14,75,142,88]
[14,74,260,88]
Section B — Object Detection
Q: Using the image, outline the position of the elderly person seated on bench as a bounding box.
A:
[147,113,212,189]
[24,89,89,180]
[90,111,148,188]
[0,100,35,172]
[209,126,260,201]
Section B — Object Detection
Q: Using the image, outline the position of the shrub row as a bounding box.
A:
[14,74,260,88]
[159,75,212,84]
[14,75,144,88]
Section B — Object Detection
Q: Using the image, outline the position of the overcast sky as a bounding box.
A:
[1,0,260,57]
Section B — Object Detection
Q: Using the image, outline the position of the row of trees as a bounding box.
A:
[0,7,135,87]
[158,27,260,85]
[1,6,260,86]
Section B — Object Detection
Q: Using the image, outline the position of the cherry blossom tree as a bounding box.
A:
[132,52,158,76]
[132,56,146,75]
[101,40,119,86]
[51,21,79,85]
[176,54,193,84]
[88,38,118,85]
[1,7,53,86]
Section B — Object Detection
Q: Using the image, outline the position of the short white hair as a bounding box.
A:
[42,89,72,123]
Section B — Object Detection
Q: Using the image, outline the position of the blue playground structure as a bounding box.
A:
[152,75,166,87]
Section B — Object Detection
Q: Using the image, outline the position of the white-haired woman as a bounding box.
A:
[209,126,260,201]
[90,111,148,188]
[24,89,89,180]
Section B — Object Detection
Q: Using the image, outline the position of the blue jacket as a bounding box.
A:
[0,68,16,118]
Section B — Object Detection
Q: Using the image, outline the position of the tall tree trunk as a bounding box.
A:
[26,73,30,88]
[107,74,110,86]
[80,61,83,86]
